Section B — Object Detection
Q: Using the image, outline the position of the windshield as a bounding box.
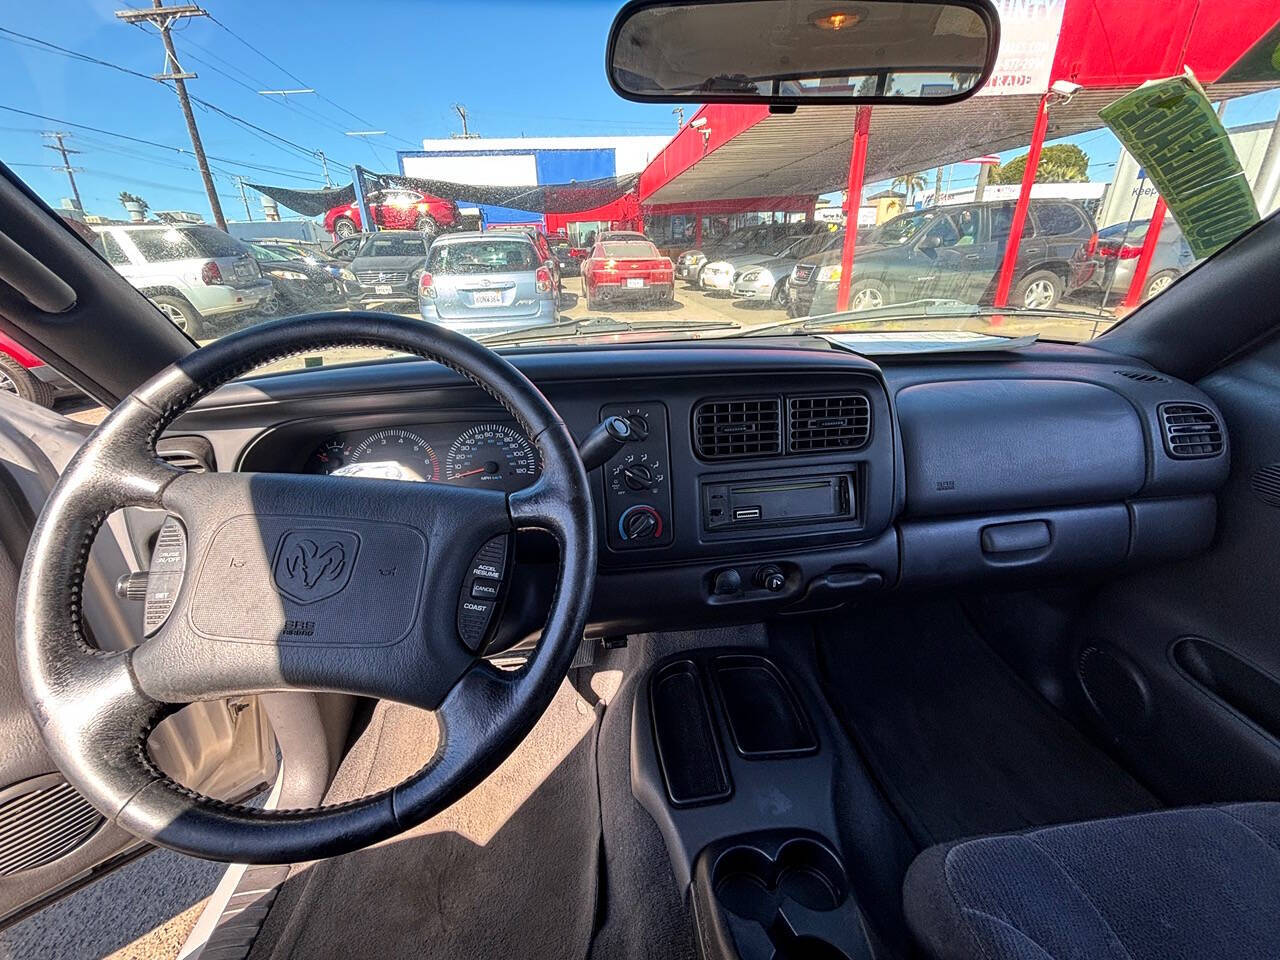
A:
[4,1,1278,365]
[597,241,660,259]
[357,235,428,258]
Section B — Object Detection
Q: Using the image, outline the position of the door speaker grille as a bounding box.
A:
[0,776,103,875]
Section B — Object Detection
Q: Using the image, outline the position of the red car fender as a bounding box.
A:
[0,332,42,370]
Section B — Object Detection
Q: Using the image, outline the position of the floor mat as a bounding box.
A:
[817,601,1159,847]
[248,679,602,960]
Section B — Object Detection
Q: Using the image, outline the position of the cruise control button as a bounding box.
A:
[470,535,508,579]
[470,578,501,600]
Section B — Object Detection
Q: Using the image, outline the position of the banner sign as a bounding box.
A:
[1100,74,1260,258]
[979,0,1067,96]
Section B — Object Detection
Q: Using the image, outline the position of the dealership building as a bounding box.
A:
[398,135,670,232]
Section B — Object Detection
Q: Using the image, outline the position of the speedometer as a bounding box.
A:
[336,429,440,482]
[445,423,538,488]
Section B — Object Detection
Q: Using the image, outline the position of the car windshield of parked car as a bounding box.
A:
[247,243,293,263]
[598,241,660,259]
[430,239,538,274]
[4,1,1277,364]
[358,235,428,258]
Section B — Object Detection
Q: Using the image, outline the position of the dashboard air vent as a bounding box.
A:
[156,435,214,472]
[1159,403,1224,459]
[693,398,781,460]
[0,776,103,875]
[1115,369,1169,384]
[788,394,871,452]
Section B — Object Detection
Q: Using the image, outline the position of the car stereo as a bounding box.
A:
[702,472,855,532]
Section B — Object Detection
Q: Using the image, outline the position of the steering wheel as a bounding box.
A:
[15,313,595,863]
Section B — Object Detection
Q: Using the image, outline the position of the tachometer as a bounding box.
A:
[336,429,440,482]
[445,423,538,488]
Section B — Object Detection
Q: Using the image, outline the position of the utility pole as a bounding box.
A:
[235,176,253,221]
[451,103,478,139]
[42,132,83,212]
[316,150,333,187]
[116,1,227,230]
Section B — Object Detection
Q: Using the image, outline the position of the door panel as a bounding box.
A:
[1061,333,1280,804]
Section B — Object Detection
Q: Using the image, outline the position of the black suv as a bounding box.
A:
[787,199,1097,316]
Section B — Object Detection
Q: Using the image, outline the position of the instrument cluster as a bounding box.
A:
[305,421,540,493]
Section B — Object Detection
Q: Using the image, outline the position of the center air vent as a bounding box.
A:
[1159,403,1224,459]
[789,395,871,452]
[693,398,781,460]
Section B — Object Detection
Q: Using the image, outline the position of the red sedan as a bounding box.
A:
[581,240,675,311]
[324,188,460,239]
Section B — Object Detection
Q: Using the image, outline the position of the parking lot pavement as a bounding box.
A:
[0,848,223,960]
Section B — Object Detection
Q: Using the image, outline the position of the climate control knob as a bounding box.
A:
[619,504,663,541]
[622,463,655,491]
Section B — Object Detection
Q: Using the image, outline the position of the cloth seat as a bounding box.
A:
[902,803,1280,960]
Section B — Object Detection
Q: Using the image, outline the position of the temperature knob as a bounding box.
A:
[619,504,663,541]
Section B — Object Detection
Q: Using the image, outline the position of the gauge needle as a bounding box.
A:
[452,467,490,478]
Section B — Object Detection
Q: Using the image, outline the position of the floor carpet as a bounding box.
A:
[816,601,1160,847]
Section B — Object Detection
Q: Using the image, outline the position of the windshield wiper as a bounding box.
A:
[478,315,740,347]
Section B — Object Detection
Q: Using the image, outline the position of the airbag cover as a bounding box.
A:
[897,379,1145,516]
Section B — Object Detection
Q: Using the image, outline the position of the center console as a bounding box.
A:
[634,649,875,960]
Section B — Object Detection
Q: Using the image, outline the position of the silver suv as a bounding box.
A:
[92,224,273,337]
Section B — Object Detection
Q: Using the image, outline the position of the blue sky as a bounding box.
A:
[2,1,1278,220]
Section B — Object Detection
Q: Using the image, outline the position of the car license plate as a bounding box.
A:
[472,290,503,306]
[626,278,645,289]
[374,284,393,295]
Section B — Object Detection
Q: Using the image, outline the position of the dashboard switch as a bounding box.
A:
[619,504,663,541]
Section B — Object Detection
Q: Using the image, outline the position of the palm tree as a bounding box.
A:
[891,173,927,205]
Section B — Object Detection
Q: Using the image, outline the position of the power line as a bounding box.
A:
[0,103,330,181]
[206,12,417,148]
[0,27,350,178]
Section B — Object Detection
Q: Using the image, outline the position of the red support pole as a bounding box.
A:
[1122,196,1168,308]
[993,93,1052,313]
[835,106,872,313]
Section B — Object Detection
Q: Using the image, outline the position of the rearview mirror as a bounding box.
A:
[608,0,999,105]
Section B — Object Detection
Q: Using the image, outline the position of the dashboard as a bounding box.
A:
[163,337,1230,647]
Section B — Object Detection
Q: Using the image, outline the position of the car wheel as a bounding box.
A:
[415,216,439,238]
[257,294,282,316]
[771,280,789,308]
[150,294,204,338]
[1014,270,1061,310]
[0,353,54,407]
[1145,270,1178,299]
[333,217,357,239]
[849,279,890,311]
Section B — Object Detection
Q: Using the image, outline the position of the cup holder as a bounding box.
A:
[713,838,849,920]
[699,834,867,960]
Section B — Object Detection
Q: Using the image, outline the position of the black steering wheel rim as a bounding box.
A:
[15,312,596,863]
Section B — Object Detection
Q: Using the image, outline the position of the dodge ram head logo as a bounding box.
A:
[272,530,359,603]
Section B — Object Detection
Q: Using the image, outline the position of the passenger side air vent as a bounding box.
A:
[0,775,103,875]
[156,435,215,472]
[1159,403,1224,459]
[788,394,871,452]
[1115,369,1169,384]
[693,398,782,460]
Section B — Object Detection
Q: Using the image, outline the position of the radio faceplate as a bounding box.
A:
[702,471,856,532]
